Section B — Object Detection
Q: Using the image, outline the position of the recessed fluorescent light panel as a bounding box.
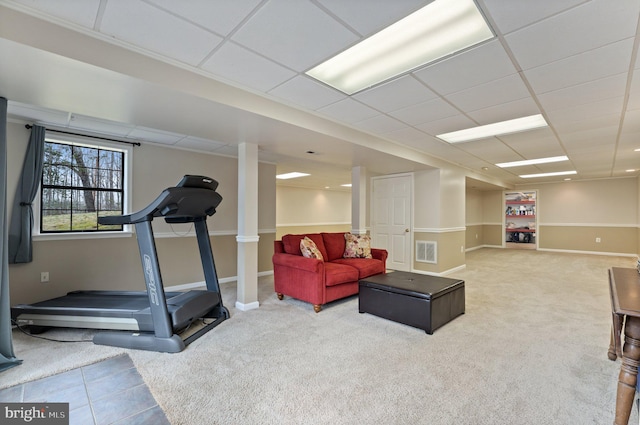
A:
[519,171,577,179]
[437,114,548,143]
[341,184,352,188]
[496,156,568,168]
[306,0,494,95]
[276,172,310,180]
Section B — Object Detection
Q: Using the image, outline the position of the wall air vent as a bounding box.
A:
[416,241,437,264]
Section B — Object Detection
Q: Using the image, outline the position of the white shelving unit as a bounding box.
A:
[504,191,537,249]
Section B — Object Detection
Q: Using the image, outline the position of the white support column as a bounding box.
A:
[236,142,259,311]
[351,166,368,234]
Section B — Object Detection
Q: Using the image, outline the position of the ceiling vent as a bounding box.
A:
[416,241,437,264]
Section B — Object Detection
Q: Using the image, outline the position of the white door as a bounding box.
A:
[371,174,412,271]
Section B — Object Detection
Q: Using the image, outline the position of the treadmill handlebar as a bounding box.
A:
[98,175,222,225]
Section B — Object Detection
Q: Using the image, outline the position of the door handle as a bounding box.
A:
[405,228,409,233]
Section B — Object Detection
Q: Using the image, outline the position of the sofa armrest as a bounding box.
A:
[272,252,324,273]
[371,248,388,266]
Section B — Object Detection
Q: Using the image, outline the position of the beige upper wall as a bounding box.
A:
[276,186,350,227]
[516,178,637,225]
[479,178,638,226]
[466,189,483,224]
[482,190,504,224]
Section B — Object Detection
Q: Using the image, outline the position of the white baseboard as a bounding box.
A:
[235,301,260,311]
[410,264,466,277]
[466,244,503,252]
[536,248,637,258]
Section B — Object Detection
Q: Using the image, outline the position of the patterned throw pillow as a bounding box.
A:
[343,233,372,259]
[300,236,324,261]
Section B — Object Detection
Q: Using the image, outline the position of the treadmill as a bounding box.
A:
[11,175,230,353]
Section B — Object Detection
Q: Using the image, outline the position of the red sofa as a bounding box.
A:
[272,232,388,312]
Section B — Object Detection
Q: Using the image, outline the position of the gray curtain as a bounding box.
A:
[8,124,45,264]
[0,97,22,372]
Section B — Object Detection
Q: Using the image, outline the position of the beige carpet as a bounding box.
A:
[2,248,637,424]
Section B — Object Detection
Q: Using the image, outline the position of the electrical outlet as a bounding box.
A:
[40,272,49,283]
[596,237,601,243]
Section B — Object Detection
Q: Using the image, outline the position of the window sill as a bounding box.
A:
[33,231,133,242]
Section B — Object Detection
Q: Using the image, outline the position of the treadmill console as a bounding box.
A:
[176,175,219,191]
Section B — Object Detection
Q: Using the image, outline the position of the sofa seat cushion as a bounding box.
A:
[332,258,385,279]
[282,233,328,260]
[324,262,359,287]
[322,232,347,262]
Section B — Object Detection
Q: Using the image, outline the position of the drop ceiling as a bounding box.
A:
[1,0,639,192]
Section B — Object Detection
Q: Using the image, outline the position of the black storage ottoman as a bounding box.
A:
[359,271,465,334]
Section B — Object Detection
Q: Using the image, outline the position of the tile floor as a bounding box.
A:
[0,354,170,425]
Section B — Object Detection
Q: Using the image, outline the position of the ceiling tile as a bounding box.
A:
[619,130,640,149]
[505,0,639,69]
[445,74,530,113]
[416,114,477,136]
[618,133,640,151]
[100,1,223,66]
[315,0,428,36]
[481,0,587,35]
[560,125,619,149]
[200,42,296,92]
[498,128,564,159]
[389,98,459,126]
[231,0,358,71]
[354,75,437,113]
[454,138,521,163]
[550,113,621,134]
[9,0,101,28]
[620,109,640,135]
[317,98,379,123]
[146,0,262,36]
[613,158,640,172]
[546,97,624,125]
[537,73,628,112]
[566,144,615,160]
[467,98,540,125]
[413,40,518,95]
[524,39,634,95]
[268,75,346,111]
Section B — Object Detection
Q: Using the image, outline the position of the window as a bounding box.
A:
[39,136,131,234]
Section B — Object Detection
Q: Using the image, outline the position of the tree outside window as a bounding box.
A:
[41,140,125,232]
